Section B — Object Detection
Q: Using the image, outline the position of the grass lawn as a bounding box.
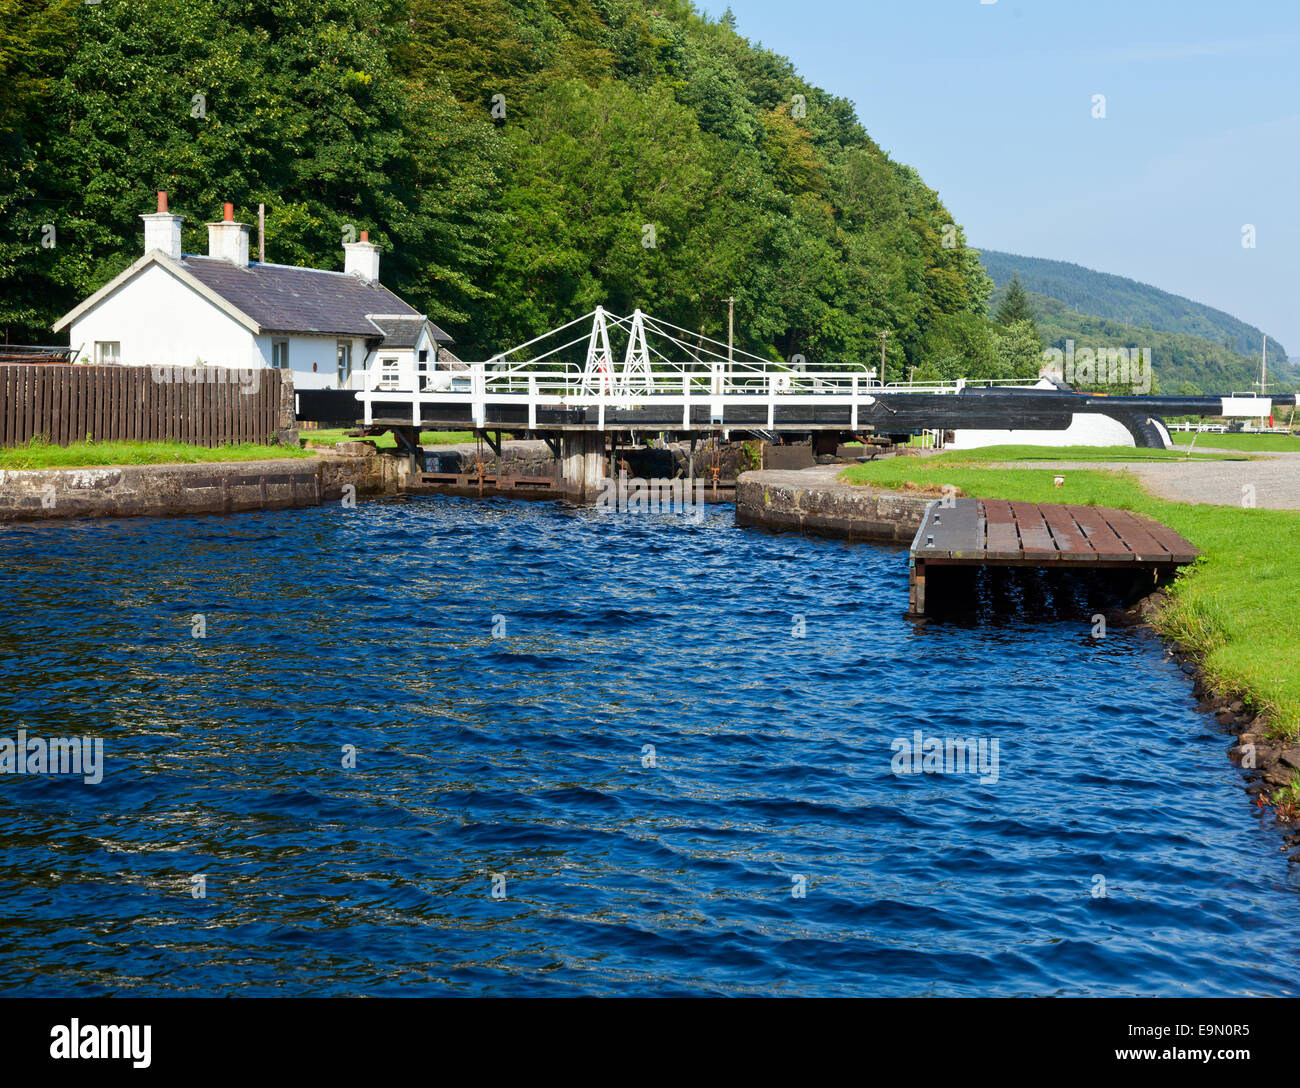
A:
[936,443,1242,463]
[845,442,1239,460]
[301,427,479,447]
[1171,432,1300,452]
[842,448,1300,740]
[0,438,311,470]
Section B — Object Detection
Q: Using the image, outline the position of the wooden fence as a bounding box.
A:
[0,365,286,448]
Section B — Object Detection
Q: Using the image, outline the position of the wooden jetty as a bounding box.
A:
[907,499,1199,615]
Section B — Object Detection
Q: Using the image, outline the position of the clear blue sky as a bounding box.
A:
[700,0,1299,355]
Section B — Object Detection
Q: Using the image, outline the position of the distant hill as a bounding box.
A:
[980,250,1288,363]
[990,286,1294,394]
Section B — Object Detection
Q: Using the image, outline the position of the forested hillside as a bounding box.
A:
[989,285,1293,395]
[0,0,1039,380]
[981,249,1289,363]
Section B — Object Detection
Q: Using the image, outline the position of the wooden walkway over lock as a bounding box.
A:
[907,499,1199,615]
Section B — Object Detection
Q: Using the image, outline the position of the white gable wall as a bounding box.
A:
[69,263,258,369]
[367,328,455,387]
[416,326,436,363]
[368,326,441,388]
[254,334,369,391]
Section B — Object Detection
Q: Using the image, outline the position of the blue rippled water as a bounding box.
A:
[0,496,1297,996]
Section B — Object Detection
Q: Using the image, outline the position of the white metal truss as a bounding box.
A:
[579,305,616,395]
[355,305,1049,431]
[619,308,653,396]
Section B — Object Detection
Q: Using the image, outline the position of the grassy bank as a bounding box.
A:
[301,428,478,447]
[934,443,1241,463]
[846,443,1238,463]
[842,447,1300,740]
[0,438,311,470]
[1171,433,1300,452]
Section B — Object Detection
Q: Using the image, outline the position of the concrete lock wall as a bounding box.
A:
[0,454,389,522]
[735,469,932,541]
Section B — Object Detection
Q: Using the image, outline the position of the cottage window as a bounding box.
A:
[94,341,120,365]
[379,357,399,390]
[271,340,289,370]
[337,341,353,386]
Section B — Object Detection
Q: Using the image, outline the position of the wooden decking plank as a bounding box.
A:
[926,499,981,557]
[1120,511,1200,563]
[1037,502,1096,559]
[1138,517,1198,563]
[1007,500,1059,559]
[1097,508,1176,562]
[1065,504,1133,560]
[981,499,1021,559]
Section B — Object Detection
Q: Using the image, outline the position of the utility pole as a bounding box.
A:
[724,296,736,363]
[879,329,889,386]
[1261,334,1267,397]
[258,203,266,264]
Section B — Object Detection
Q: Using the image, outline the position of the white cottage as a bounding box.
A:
[52,192,457,391]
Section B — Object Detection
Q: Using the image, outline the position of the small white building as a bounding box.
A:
[52,192,457,391]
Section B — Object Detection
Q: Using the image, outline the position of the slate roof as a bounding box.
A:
[367,314,454,348]
[179,256,453,342]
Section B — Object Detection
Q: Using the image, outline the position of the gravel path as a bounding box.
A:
[992,449,1300,510]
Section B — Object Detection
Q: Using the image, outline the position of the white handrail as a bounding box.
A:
[350,308,1041,432]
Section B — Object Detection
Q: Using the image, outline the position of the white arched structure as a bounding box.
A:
[946,413,1141,450]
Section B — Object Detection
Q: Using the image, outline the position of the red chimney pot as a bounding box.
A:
[223,203,234,222]
[157,191,169,214]
[360,230,369,243]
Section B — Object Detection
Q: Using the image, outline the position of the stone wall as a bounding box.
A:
[735,466,932,542]
[0,451,393,522]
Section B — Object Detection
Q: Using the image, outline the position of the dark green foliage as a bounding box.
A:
[4,0,999,378]
[994,274,1035,328]
[2,0,504,340]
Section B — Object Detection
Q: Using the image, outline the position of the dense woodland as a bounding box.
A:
[0,0,1047,380]
[2,0,1274,396]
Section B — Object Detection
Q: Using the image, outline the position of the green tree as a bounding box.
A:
[918,311,999,381]
[995,273,1036,328]
[993,319,1045,379]
[0,0,79,341]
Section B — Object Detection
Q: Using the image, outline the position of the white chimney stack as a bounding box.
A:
[141,190,184,261]
[207,202,250,266]
[344,230,380,282]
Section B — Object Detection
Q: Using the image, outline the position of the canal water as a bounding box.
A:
[1,497,1297,997]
